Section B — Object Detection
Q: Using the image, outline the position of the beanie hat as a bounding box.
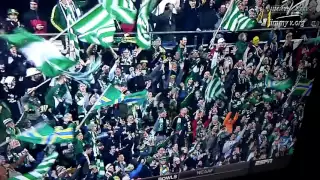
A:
[252,36,260,46]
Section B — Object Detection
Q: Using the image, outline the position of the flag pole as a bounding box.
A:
[50,4,101,42]
[28,78,51,94]
[282,75,301,107]
[76,84,111,131]
[209,0,235,49]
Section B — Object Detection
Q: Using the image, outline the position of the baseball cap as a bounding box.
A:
[7,9,19,15]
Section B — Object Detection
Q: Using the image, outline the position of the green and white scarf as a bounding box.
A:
[59,1,81,61]
[96,158,105,177]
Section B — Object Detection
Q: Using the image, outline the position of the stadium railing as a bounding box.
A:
[36,27,319,36]
[37,27,319,49]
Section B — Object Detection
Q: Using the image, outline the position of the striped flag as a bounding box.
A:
[73,5,116,47]
[9,152,58,180]
[222,2,256,31]
[123,90,148,105]
[265,74,293,91]
[205,76,224,102]
[17,123,74,145]
[136,0,155,49]
[100,0,137,24]
[292,78,313,96]
[65,5,81,61]
[96,158,105,177]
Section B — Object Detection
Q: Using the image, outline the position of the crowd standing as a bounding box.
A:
[0,0,318,180]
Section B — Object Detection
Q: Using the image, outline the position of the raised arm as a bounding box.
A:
[231,112,239,125]
[108,60,119,81]
[223,112,232,126]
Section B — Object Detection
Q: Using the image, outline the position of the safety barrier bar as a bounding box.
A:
[46,27,318,51]
[35,27,319,36]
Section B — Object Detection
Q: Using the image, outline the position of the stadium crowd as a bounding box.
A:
[0,0,318,180]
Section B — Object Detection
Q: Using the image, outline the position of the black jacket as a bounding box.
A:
[76,153,90,179]
[6,54,26,76]
[5,19,22,33]
[181,7,199,31]
[198,6,218,30]
[127,75,146,93]
[151,11,179,41]
[22,9,46,33]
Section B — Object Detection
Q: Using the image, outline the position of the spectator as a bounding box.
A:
[256,1,271,27]
[50,0,82,32]
[215,4,227,29]
[151,3,179,42]
[5,9,23,33]
[198,0,219,43]
[152,0,181,16]
[181,0,200,32]
[22,0,47,34]
[307,0,320,22]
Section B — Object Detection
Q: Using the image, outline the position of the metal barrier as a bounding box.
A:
[43,27,319,51]
[35,27,319,36]
[39,27,319,50]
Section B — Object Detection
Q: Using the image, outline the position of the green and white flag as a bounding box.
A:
[65,4,81,61]
[1,28,76,77]
[205,76,224,102]
[100,0,137,24]
[9,152,58,180]
[136,0,155,49]
[96,158,105,177]
[222,2,256,31]
[73,5,116,47]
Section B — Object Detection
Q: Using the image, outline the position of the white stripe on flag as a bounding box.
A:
[76,10,109,33]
